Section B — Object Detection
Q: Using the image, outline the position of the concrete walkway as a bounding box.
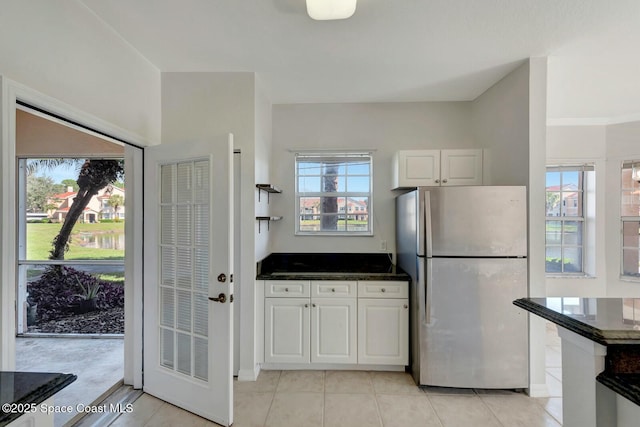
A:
[16,336,124,427]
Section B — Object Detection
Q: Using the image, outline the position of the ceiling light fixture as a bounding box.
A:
[306,0,357,20]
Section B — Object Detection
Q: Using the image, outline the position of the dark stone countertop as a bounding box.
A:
[0,371,77,425]
[515,297,640,407]
[256,253,410,281]
[596,372,640,408]
[513,297,640,346]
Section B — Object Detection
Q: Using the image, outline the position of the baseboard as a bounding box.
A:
[237,364,260,381]
[527,382,550,398]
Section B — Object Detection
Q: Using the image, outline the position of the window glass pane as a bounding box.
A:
[623,221,640,248]
[546,221,561,245]
[320,214,341,231]
[298,161,321,176]
[299,214,320,232]
[348,162,370,175]
[346,176,369,192]
[621,190,640,216]
[561,191,582,217]
[545,247,562,273]
[546,192,561,216]
[298,176,320,193]
[621,167,640,191]
[562,247,582,273]
[622,248,640,277]
[562,221,583,246]
[562,171,580,188]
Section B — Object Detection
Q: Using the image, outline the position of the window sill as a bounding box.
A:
[546,274,596,279]
[619,276,640,283]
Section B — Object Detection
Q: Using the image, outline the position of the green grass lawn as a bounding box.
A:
[27,222,125,260]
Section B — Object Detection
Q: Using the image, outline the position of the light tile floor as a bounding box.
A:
[111,325,563,427]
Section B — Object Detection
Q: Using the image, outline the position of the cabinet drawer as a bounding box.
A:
[311,281,357,298]
[265,280,310,297]
[358,281,408,298]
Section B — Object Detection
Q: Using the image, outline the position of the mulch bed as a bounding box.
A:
[27,307,124,334]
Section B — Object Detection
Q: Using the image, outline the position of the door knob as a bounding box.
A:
[209,293,227,303]
[217,273,227,283]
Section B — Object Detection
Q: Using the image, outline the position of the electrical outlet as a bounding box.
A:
[379,240,387,251]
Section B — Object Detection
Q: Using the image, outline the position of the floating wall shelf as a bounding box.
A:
[256,184,282,203]
[256,216,282,233]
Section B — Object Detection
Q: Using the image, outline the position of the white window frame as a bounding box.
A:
[294,152,373,236]
[545,165,593,276]
[621,160,640,280]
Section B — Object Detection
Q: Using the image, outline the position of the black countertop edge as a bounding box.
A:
[0,372,77,425]
[513,298,615,346]
[596,372,640,407]
[256,272,410,281]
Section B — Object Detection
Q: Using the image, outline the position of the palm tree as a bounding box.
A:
[107,194,125,221]
[321,163,339,230]
[27,159,124,260]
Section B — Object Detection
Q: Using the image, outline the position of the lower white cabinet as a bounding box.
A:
[311,298,357,364]
[264,298,310,364]
[358,299,408,365]
[264,280,408,367]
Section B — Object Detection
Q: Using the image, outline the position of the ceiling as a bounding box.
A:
[81,0,640,122]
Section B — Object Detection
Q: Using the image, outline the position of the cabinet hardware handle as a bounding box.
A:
[312,303,316,308]
[442,179,448,183]
[331,288,336,292]
[435,179,440,183]
[404,304,408,309]
[381,288,386,292]
[305,303,309,308]
[285,288,289,292]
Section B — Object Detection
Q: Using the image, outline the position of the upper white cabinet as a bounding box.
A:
[392,149,483,189]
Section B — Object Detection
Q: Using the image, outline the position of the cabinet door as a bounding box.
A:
[311,298,357,364]
[393,150,440,188]
[264,298,310,364]
[440,149,483,186]
[358,299,408,365]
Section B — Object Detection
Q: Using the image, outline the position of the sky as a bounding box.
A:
[27,160,82,184]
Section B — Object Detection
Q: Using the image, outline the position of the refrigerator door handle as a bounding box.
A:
[418,258,431,326]
[424,191,433,258]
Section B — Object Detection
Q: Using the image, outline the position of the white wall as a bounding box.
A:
[0,0,159,144]
[270,101,474,255]
[471,61,530,186]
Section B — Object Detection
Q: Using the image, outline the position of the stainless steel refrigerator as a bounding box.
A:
[396,186,528,388]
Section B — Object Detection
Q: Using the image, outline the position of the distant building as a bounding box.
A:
[299,197,368,220]
[47,184,125,223]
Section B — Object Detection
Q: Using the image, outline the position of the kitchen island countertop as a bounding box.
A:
[514,297,640,413]
[0,371,76,426]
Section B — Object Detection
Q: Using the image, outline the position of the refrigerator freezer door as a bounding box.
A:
[420,257,528,388]
[426,186,527,257]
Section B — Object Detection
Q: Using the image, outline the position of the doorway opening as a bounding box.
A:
[14,106,136,426]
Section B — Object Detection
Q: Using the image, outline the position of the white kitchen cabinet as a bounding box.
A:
[357,281,408,365]
[264,297,310,364]
[311,297,357,364]
[263,279,408,368]
[392,149,482,189]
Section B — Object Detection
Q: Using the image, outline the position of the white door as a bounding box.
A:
[143,135,234,426]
